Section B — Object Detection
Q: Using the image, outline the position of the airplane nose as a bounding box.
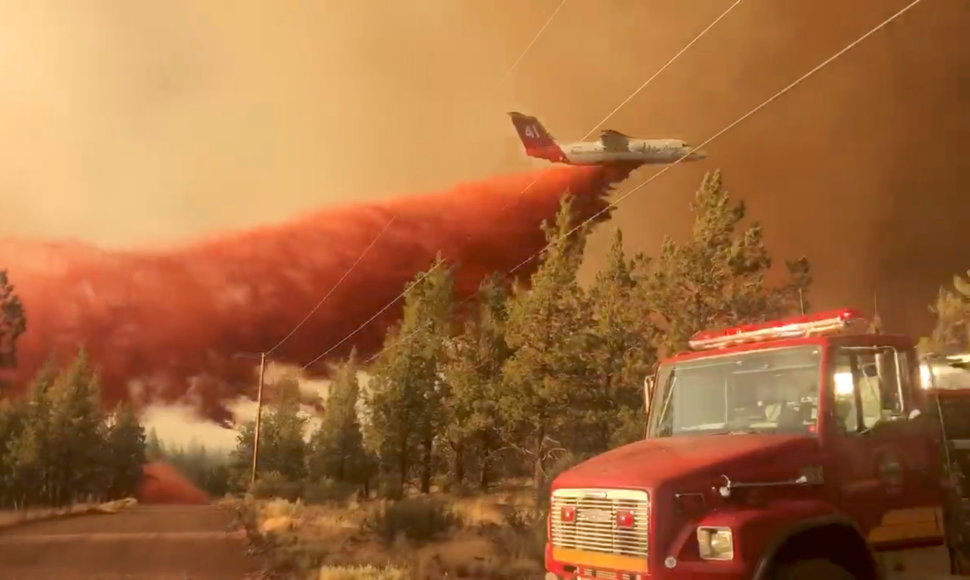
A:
[693,149,708,160]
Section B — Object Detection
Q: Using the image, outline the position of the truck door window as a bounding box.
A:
[858,358,884,429]
[896,349,915,407]
[833,353,860,432]
[833,347,905,432]
[875,347,904,414]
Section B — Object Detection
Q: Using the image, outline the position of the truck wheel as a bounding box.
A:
[774,559,856,580]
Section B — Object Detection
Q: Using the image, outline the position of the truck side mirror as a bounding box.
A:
[644,375,656,415]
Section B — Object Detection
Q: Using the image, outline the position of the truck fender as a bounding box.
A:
[751,514,877,580]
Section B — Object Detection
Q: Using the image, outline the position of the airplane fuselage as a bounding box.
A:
[558,138,700,165]
[507,111,707,166]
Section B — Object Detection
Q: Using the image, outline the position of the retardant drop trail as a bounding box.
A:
[0,164,635,422]
[137,463,209,505]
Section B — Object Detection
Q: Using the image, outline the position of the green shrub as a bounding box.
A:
[363,498,461,544]
[499,506,548,564]
[272,540,329,576]
[304,477,359,504]
[374,474,405,500]
[252,471,303,501]
[261,497,303,520]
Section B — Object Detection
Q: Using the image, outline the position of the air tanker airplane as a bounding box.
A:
[508,112,707,166]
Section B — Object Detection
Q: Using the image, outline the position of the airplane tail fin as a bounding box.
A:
[508,112,566,162]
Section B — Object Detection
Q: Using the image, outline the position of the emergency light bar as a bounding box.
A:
[688,308,868,351]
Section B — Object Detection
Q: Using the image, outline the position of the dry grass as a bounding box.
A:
[234,486,546,580]
[316,564,409,580]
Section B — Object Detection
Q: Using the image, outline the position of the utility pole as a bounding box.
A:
[871,291,883,334]
[798,288,806,315]
[251,351,267,488]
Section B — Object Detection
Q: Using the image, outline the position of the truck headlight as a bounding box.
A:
[697,526,733,560]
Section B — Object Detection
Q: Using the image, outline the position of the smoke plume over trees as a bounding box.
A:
[228,170,813,496]
[0,164,632,423]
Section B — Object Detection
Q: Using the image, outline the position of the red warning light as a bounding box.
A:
[615,510,634,528]
[561,505,576,523]
[688,308,868,351]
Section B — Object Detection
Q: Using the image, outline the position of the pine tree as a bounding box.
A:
[440,274,511,490]
[146,428,165,461]
[923,269,970,353]
[230,374,309,489]
[587,229,658,448]
[500,195,599,488]
[366,255,454,495]
[229,422,256,491]
[307,349,374,488]
[166,441,230,497]
[365,325,418,497]
[0,269,26,370]
[647,170,811,354]
[45,350,106,504]
[260,375,308,482]
[6,363,58,506]
[2,358,145,508]
[104,402,147,499]
[0,399,25,506]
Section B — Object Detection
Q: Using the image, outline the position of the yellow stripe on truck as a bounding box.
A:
[867,507,944,544]
[551,547,648,573]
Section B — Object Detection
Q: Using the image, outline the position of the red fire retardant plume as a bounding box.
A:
[137,462,209,505]
[0,164,634,422]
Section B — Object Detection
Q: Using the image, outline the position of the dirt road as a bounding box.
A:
[0,504,259,580]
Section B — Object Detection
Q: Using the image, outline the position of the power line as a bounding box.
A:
[312,5,748,368]
[268,1,569,364]
[497,0,570,88]
[298,0,575,370]
[302,1,758,369]
[301,257,446,370]
[581,0,745,141]
[510,0,927,277]
[244,1,566,482]
[363,0,927,365]
[264,215,397,357]
[299,177,545,371]
[244,214,393,484]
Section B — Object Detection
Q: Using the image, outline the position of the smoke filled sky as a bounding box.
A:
[0,0,967,334]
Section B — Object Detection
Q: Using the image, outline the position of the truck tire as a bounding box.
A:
[774,559,856,580]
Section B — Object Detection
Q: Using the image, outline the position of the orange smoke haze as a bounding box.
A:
[0,165,632,422]
[0,2,966,344]
[137,462,209,505]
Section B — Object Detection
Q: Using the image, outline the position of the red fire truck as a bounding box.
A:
[544,309,970,579]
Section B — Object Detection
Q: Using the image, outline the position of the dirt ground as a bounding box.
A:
[0,504,259,580]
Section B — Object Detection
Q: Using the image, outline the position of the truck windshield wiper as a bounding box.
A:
[714,429,758,435]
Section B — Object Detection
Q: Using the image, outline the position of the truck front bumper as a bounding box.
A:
[545,542,750,579]
[545,542,648,579]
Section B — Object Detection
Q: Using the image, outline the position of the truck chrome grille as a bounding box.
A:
[580,569,617,579]
[551,488,649,558]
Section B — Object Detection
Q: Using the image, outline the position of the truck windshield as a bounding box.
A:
[648,345,822,437]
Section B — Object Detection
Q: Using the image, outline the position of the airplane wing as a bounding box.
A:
[600,129,630,152]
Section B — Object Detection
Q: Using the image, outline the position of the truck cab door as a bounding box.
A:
[827,344,944,547]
